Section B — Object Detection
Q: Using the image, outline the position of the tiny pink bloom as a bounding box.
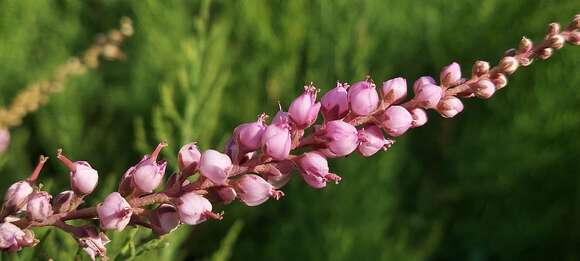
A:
[53,190,76,213]
[348,80,380,116]
[261,121,292,160]
[0,129,10,154]
[199,149,232,185]
[76,226,110,261]
[322,120,359,157]
[26,191,53,221]
[440,62,461,86]
[215,186,237,204]
[357,125,394,157]
[409,108,428,127]
[178,142,201,173]
[57,150,99,195]
[3,181,33,211]
[413,83,443,109]
[296,152,341,189]
[289,84,321,128]
[150,204,180,236]
[97,192,132,231]
[272,109,290,125]
[437,96,464,118]
[321,82,350,121]
[412,76,436,93]
[234,174,284,207]
[474,79,496,99]
[234,113,268,152]
[177,192,215,225]
[132,157,167,193]
[0,222,37,251]
[264,160,295,189]
[381,77,408,104]
[380,106,413,137]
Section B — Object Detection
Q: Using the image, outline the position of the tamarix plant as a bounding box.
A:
[1,15,579,260]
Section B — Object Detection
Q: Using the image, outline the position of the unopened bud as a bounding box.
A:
[518,37,533,53]
[519,57,533,67]
[570,14,580,30]
[491,73,508,89]
[548,35,565,49]
[568,32,580,45]
[504,48,517,57]
[500,56,519,75]
[472,61,490,77]
[473,79,496,99]
[537,48,553,60]
[546,22,560,36]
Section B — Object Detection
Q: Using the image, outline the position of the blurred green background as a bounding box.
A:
[1,0,579,260]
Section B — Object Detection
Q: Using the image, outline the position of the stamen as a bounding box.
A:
[27,155,49,183]
[151,141,168,161]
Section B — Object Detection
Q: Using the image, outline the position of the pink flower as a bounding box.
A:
[215,186,237,204]
[380,106,413,137]
[0,222,37,251]
[132,157,167,193]
[150,204,180,236]
[321,120,358,157]
[357,125,394,157]
[233,174,284,207]
[75,226,110,261]
[57,150,99,195]
[321,82,349,121]
[0,129,10,154]
[26,191,53,221]
[296,152,341,189]
[234,113,268,152]
[263,160,295,189]
[381,77,408,104]
[178,142,201,174]
[97,192,132,231]
[412,76,436,93]
[348,80,380,116]
[199,149,232,185]
[440,62,461,86]
[3,181,33,211]
[409,108,428,127]
[437,96,464,118]
[413,83,443,109]
[261,120,292,160]
[474,79,496,99]
[177,192,217,225]
[289,84,321,128]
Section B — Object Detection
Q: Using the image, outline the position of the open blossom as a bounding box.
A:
[357,125,394,157]
[178,142,201,174]
[321,83,349,121]
[0,223,37,251]
[233,174,284,206]
[379,106,413,137]
[296,152,341,189]
[0,129,9,154]
[57,150,99,195]
[321,120,359,157]
[97,192,132,231]
[289,84,321,128]
[381,77,408,104]
[234,114,268,152]
[76,226,110,261]
[3,181,33,211]
[261,116,292,160]
[150,204,180,236]
[177,192,214,225]
[349,80,380,116]
[199,149,232,185]
[26,192,53,221]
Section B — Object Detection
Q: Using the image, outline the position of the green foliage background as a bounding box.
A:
[0,0,579,260]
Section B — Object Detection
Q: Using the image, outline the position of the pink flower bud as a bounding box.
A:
[75,226,109,260]
[215,186,237,204]
[234,174,284,207]
[3,181,33,211]
[357,125,394,157]
[296,152,341,189]
[412,76,436,93]
[289,84,321,128]
[264,160,294,189]
[440,62,461,86]
[178,142,201,173]
[348,80,380,116]
[381,77,408,104]
[97,192,132,231]
[380,106,413,137]
[322,120,359,157]
[235,113,268,152]
[261,121,292,160]
[409,108,428,127]
[437,96,464,118]
[132,157,167,193]
[150,204,180,236]
[0,222,37,251]
[53,190,76,213]
[321,82,349,121]
[26,192,53,221]
[199,150,232,185]
[272,109,290,125]
[177,192,217,225]
[57,150,98,195]
[0,129,10,154]
[474,79,496,99]
[413,83,443,109]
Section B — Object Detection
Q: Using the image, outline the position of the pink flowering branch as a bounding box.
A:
[0,15,578,260]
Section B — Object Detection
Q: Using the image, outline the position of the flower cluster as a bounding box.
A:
[0,15,578,260]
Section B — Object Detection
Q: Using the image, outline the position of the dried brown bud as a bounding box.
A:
[547,22,560,36]
[491,73,508,89]
[568,32,580,46]
[499,56,519,75]
[472,60,490,77]
[548,35,565,49]
[518,37,533,53]
[504,48,517,57]
[537,48,553,60]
